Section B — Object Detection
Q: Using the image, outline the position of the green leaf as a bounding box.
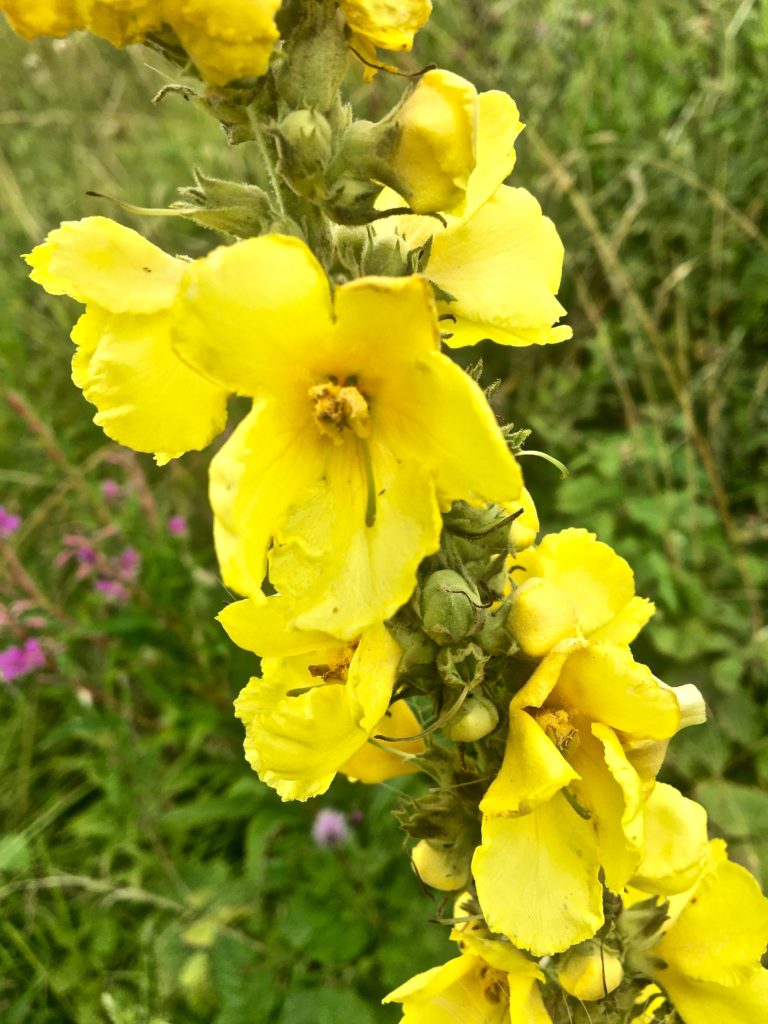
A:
[696,780,768,839]
[277,988,377,1024]
[0,832,30,873]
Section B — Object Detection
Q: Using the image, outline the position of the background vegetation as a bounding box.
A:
[1,1,766,1020]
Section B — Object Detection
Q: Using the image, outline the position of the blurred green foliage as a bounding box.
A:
[1,0,767,1020]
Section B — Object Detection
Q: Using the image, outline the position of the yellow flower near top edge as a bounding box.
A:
[642,841,768,1023]
[233,621,401,801]
[172,233,522,640]
[24,217,228,464]
[161,0,282,85]
[388,69,478,216]
[378,90,571,348]
[340,0,431,53]
[509,527,656,657]
[0,0,84,38]
[2,0,282,86]
[472,640,706,956]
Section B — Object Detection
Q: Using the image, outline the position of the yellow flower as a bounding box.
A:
[172,234,522,639]
[233,622,401,801]
[383,935,551,1024]
[24,217,228,464]
[160,0,282,85]
[631,783,710,896]
[341,0,431,53]
[380,91,571,348]
[509,528,655,657]
[0,0,85,38]
[82,0,160,46]
[644,842,768,1023]
[472,639,705,956]
[388,69,478,215]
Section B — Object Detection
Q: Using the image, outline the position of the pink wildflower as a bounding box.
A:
[0,638,45,683]
[311,809,349,848]
[102,479,122,500]
[94,579,128,603]
[0,506,21,537]
[167,515,188,537]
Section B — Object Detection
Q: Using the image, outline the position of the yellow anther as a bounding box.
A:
[309,380,371,444]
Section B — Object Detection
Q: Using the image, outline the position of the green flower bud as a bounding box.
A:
[420,570,481,645]
[276,108,333,199]
[444,692,499,743]
[276,0,348,113]
[174,171,274,238]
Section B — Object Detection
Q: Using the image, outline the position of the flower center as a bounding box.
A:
[534,707,579,755]
[309,380,370,446]
[478,963,509,1005]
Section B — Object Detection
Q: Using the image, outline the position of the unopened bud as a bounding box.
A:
[386,69,478,214]
[411,839,470,891]
[507,577,580,657]
[277,109,333,198]
[557,943,624,1001]
[505,487,540,552]
[445,692,499,743]
[420,570,480,645]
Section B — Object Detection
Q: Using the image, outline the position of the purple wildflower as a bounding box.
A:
[94,579,128,603]
[0,638,45,683]
[0,506,21,537]
[102,479,122,501]
[117,547,141,579]
[167,515,188,537]
[311,808,349,848]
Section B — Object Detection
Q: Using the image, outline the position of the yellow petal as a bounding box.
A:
[269,440,442,639]
[479,709,578,817]
[389,69,477,215]
[569,724,644,892]
[507,973,553,1024]
[70,307,227,461]
[441,315,573,349]
[551,643,681,740]
[655,968,768,1024]
[589,595,656,644]
[464,91,524,219]
[473,794,604,956]
[213,398,327,589]
[217,595,336,658]
[332,272,440,365]
[432,187,569,350]
[632,783,710,896]
[516,528,642,638]
[656,857,768,986]
[83,0,160,45]
[340,0,431,52]
[510,637,587,712]
[507,577,581,658]
[25,217,184,314]
[209,411,264,598]
[506,487,540,552]
[165,0,281,85]
[341,699,424,783]
[1,0,84,38]
[377,349,522,508]
[172,234,333,395]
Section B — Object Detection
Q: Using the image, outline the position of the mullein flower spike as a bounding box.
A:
[8,0,767,1019]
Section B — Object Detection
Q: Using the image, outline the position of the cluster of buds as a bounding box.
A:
[4,1,767,1021]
